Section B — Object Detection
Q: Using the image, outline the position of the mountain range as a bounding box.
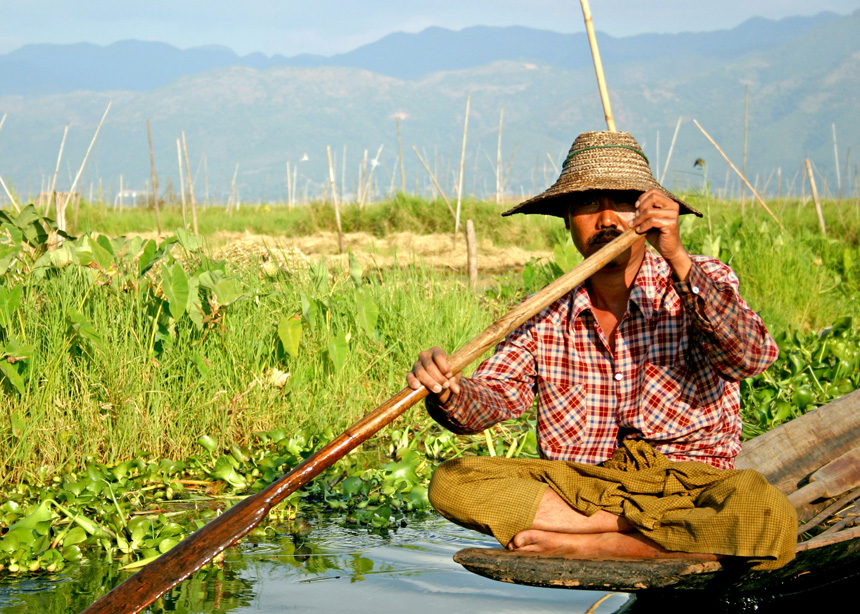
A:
[0,10,857,204]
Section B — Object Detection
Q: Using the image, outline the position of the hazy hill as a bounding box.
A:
[0,12,841,95]
[0,11,857,204]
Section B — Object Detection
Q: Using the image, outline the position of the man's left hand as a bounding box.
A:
[630,189,693,282]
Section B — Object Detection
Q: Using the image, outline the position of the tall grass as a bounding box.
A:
[3,194,859,483]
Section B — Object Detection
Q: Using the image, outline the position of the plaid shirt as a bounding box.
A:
[429,249,778,469]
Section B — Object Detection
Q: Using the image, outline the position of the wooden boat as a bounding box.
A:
[454,389,860,602]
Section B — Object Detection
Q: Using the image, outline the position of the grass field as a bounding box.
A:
[2,194,859,481]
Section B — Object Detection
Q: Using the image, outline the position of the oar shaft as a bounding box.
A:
[81,228,640,614]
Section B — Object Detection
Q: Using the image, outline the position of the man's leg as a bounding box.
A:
[508,486,720,560]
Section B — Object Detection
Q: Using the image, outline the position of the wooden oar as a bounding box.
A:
[787,447,860,508]
[80,228,641,614]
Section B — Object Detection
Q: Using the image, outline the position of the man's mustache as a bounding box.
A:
[587,229,622,247]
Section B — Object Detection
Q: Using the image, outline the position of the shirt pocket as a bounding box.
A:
[535,381,587,451]
[639,361,721,440]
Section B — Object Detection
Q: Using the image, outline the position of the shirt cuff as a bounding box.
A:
[673,261,715,332]
[424,379,475,434]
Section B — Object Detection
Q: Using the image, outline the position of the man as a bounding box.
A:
[407,131,796,569]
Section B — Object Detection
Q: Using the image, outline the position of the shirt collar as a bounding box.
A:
[568,247,672,322]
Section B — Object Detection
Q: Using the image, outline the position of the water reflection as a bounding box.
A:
[0,514,630,614]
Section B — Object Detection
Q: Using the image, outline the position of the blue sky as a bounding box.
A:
[2,1,859,55]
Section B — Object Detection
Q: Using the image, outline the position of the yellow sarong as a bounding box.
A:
[429,440,797,570]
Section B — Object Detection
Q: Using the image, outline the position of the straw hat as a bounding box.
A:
[502,131,702,218]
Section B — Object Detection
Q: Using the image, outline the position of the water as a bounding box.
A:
[0,514,632,614]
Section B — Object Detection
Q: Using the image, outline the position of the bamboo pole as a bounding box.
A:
[286,161,293,209]
[692,119,784,231]
[496,105,504,204]
[326,145,344,253]
[832,123,841,199]
[118,175,123,212]
[579,0,615,131]
[466,219,478,291]
[0,176,19,213]
[742,85,749,214]
[805,159,826,236]
[396,118,406,194]
[176,139,187,226]
[147,120,162,237]
[455,94,471,235]
[546,152,560,176]
[81,228,641,614]
[181,131,199,234]
[413,146,456,218]
[47,124,69,218]
[359,149,368,207]
[64,101,111,233]
[364,145,383,207]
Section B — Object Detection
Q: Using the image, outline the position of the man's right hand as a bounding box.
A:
[407,347,461,404]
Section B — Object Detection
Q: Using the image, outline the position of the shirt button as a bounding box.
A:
[691,285,700,295]
[614,373,623,381]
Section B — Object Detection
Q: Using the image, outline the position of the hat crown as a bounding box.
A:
[502,130,702,218]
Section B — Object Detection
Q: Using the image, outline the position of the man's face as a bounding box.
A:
[565,191,643,264]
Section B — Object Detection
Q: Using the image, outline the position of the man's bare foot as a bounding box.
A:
[508,529,721,561]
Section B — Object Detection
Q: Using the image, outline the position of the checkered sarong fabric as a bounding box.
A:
[428,249,778,469]
[429,441,797,570]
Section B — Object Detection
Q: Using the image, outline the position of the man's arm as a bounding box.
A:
[631,189,778,380]
[407,324,538,434]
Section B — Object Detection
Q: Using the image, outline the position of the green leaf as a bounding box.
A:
[0,284,22,330]
[138,239,158,277]
[161,263,189,320]
[174,228,202,252]
[0,360,25,394]
[311,258,328,294]
[9,501,54,536]
[348,251,363,287]
[212,456,247,488]
[197,435,218,453]
[702,234,722,260]
[327,331,349,372]
[300,291,318,328]
[356,294,379,338]
[67,311,105,352]
[277,315,302,358]
[0,244,21,276]
[62,526,88,547]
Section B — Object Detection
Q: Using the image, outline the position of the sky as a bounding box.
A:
[2,0,860,56]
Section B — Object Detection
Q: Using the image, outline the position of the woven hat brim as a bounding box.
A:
[503,183,701,218]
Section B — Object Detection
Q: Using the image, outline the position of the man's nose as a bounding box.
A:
[597,205,621,228]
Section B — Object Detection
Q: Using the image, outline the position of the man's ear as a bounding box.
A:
[563,210,571,231]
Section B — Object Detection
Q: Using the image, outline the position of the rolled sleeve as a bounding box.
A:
[674,259,778,380]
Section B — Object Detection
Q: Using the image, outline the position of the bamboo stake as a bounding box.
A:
[48,124,69,218]
[413,146,456,218]
[742,85,749,214]
[359,149,368,207]
[692,120,784,231]
[181,131,199,234]
[80,228,641,614]
[496,105,504,204]
[396,117,406,194]
[230,165,239,213]
[806,159,826,236]
[833,123,841,199]
[466,219,478,291]
[0,176,20,213]
[176,139,187,226]
[454,94,471,235]
[364,145,383,207]
[546,152,560,176]
[326,145,344,253]
[286,161,293,209]
[147,120,162,237]
[118,175,123,212]
[579,0,615,131]
[65,101,111,232]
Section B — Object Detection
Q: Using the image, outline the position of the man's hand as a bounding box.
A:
[407,347,461,404]
[630,189,693,281]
